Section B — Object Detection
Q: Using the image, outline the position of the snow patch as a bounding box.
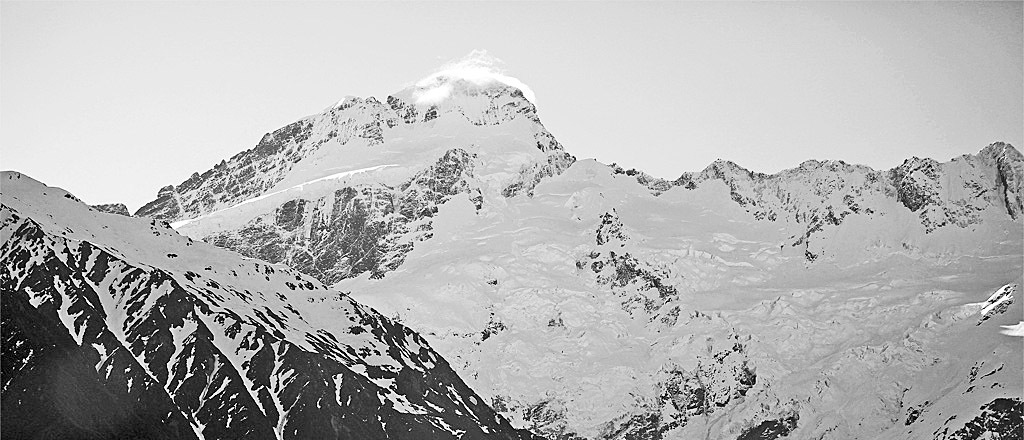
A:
[999,322,1024,337]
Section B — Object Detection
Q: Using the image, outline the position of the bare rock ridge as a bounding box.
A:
[91,202,131,216]
[205,148,481,284]
[135,80,572,222]
[1,171,541,440]
[615,141,1023,258]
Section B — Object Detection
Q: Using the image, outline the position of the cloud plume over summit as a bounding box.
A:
[413,50,537,105]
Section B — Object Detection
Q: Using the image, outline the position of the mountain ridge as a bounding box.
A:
[134,79,571,222]
[126,73,1023,281]
[1,170,543,440]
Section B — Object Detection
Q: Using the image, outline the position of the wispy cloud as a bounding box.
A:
[413,50,536,105]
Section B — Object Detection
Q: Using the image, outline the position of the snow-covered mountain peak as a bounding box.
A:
[130,56,573,283]
[979,141,1022,161]
[135,55,566,224]
[410,50,537,105]
[327,95,367,112]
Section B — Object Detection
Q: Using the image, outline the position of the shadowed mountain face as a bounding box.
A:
[1,171,542,440]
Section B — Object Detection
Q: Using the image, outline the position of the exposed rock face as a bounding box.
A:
[204,148,482,284]
[601,338,758,440]
[1,171,542,440]
[135,81,573,223]
[735,413,799,440]
[136,79,574,282]
[91,202,131,216]
[138,184,183,220]
[887,144,1023,231]
[580,210,680,317]
[935,398,1022,440]
[985,143,1024,219]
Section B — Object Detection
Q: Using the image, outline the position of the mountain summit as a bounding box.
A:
[134,56,573,284]
[409,50,538,105]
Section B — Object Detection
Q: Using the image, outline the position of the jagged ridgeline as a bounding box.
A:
[611,142,1023,259]
[140,99,1022,281]
[136,81,573,284]
[1,171,542,439]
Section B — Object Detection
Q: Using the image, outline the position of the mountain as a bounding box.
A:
[0,171,541,440]
[135,78,572,285]
[21,60,1024,440]
[617,142,1024,256]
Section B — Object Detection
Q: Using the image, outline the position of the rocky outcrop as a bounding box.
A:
[614,143,1023,257]
[91,203,131,216]
[136,185,182,220]
[977,142,1024,219]
[596,338,758,440]
[735,413,799,440]
[578,211,680,316]
[933,398,1022,440]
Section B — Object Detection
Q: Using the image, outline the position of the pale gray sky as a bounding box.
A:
[3,2,1021,210]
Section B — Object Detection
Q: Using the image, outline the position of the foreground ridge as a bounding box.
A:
[1,171,542,440]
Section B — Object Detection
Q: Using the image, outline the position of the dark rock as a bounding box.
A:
[91,203,131,216]
[736,413,799,440]
[205,149,480,284]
